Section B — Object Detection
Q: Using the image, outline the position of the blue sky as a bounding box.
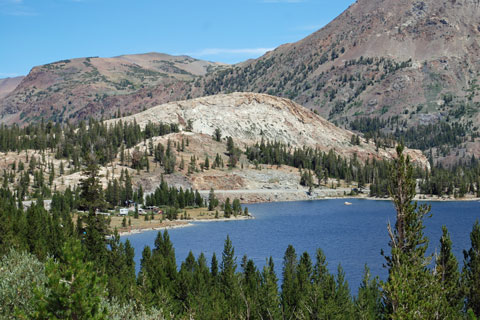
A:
[0,0,355,77]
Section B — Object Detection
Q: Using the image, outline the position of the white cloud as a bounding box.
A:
[6,8,37,15]
[191,48,274,57]
[0,0,37,16]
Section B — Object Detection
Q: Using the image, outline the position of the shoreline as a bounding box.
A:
[185,215,254,223]
[365,196,480,202]
[117,191,480,237]
[117,189,478,237]
[118,214,254,236]
[204,187,480,204]
[118,222,194,236]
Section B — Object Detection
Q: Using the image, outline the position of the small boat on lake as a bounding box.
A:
[344,201,352,206]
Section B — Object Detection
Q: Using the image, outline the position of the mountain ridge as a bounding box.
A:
[0,53,224,124]
[190,0,480,163]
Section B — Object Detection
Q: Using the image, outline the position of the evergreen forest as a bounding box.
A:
[0,145,479,319]
[1,118,480,203]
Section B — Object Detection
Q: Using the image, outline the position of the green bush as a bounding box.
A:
[0,249,46,319]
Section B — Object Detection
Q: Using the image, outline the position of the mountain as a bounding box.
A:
[199,0,480,119]
[193,0,480,163]
[0,53,224,124]
[0,76,24,100]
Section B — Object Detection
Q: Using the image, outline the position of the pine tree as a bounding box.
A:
[106,232,136,303]
[154,231,177,283]
[334,265,354,318]
[195,190,203,207]
[204,156,210,170]
[354,265,384,320]
[164,139,176,174]
[224,198,232,218]
[295,252,313,317]
[232,198,241,216]
[220,235,241,316]
[145,153,150,172]
[33,240,108,319]
[77,155,109,266]
[78,155,106,213]
[258,257,281,319]
[137,185,144,205]
[211,252,219,280]
[435,226,462,317]
[48,163,55,186]
[241,256,260,318]
[25,204,49,260]
[213,128,222,142]
[281,245,298,318]
[463,221,480,316]
[382,144,442,319]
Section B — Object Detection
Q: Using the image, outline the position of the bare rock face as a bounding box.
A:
[106,92,428,167]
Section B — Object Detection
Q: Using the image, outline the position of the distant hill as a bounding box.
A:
[0,53,224,124]
[0,76,24,100]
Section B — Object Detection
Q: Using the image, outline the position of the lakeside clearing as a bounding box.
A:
[111,207,253,236]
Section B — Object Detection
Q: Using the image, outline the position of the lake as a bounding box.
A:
[122,198,480,292]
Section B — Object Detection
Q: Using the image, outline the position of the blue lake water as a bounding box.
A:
[122,199,480,292]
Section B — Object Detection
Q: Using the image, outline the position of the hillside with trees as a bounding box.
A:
[1,145,479,319]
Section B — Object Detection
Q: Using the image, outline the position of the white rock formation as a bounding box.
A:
[106,92,428,167]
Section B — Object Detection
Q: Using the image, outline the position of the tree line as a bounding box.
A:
[0,118,179,168]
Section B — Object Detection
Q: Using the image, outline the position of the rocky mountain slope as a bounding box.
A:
[198,0,480,122]
[193,0,480,163]
[106,92,427,165]
[101,92,428,202]
[0,53,223,125]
